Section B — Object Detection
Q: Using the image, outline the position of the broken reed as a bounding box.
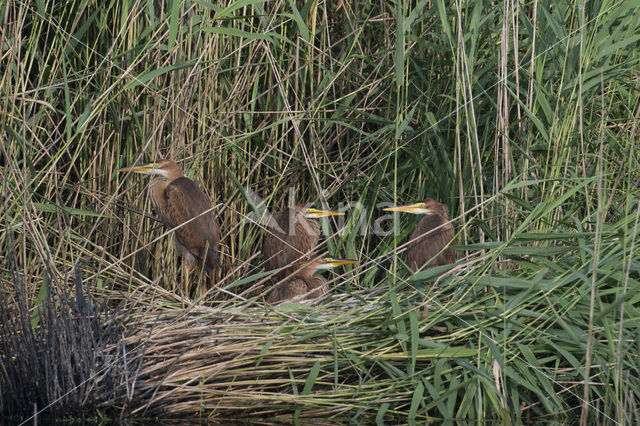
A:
[0,265,128,420]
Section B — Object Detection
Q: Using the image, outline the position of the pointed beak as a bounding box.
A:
[324,257,359,267]
[305,208,344,218]
[383,202,425,213]
[118,162,159,173]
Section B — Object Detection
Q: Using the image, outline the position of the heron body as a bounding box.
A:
[119,160,220,295]
[384,199,455,272]
[266,275,325,303]
[267,257,358,303]
[262,205,342,280]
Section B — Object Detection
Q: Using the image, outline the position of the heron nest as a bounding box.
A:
[2,268,457,422]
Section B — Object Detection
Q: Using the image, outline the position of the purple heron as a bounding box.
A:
[267,256,358,303]
[262,205,343,281]
[119,159,220,295]
[384,199,455,272]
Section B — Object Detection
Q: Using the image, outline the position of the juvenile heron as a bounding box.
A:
[267,256,358,303]
[262,205,343,280]
[384,199,455,272]
[119,159,220,295]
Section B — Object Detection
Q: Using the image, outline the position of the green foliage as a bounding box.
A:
[1,0,639,422]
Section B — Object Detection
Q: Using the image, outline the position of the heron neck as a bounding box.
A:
[149,177,169,210]
[306,260,333,276]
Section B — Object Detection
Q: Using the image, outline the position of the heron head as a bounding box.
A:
[118,159,182,179]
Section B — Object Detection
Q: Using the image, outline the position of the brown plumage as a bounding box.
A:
[384,198,455,272]
[119,159,220,294]
[266,273,327,303]
[266,257,357,303]
[262,205,342,280]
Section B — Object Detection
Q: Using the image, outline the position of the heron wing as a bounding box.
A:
[267,278,307,303]
[305,275,328,298]
[406,214,455,271]
[262,208,319,279]
[161,177,220,269]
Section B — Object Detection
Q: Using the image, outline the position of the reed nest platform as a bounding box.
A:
[110,285,469,420]
[2,267,475,422]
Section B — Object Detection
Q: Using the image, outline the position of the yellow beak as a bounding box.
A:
[383,202,426,213]
[305,208,344,217]
[118,163,159,173]
[323,257,359,266]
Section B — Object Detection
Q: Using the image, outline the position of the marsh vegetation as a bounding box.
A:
[1,0,639,423]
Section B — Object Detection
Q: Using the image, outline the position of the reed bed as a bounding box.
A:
[2,0,640,423]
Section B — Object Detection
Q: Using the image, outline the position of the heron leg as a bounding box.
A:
[209,268,216,290]
[196,263,206,298]
[183,262,192,298]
